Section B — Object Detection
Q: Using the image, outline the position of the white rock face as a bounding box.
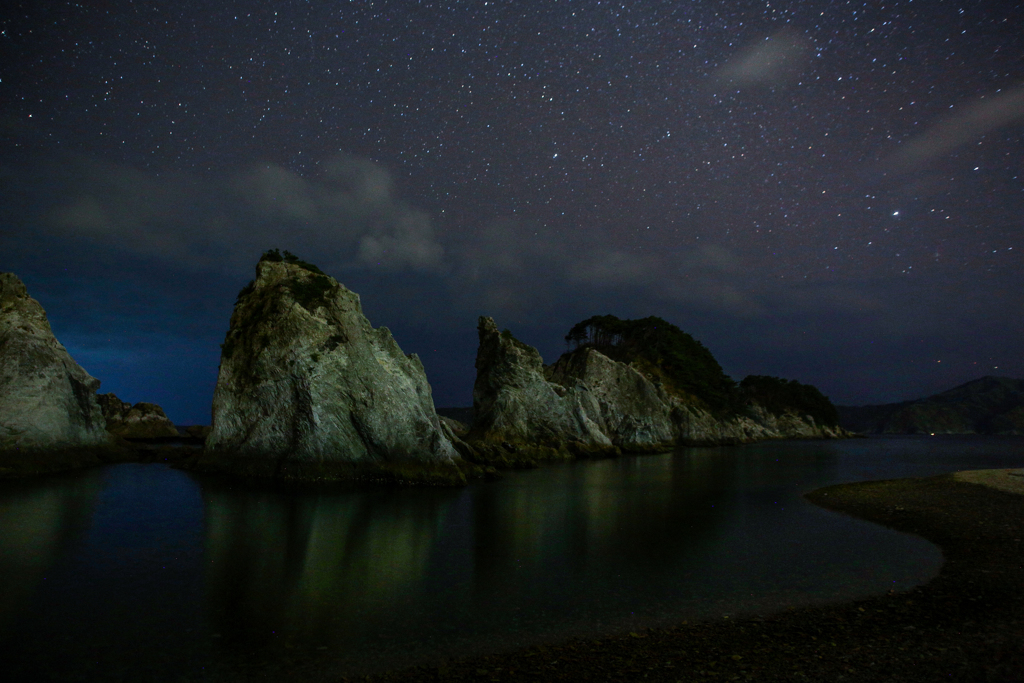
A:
[468,317,846,464]
[0,273,116,473]
[469,316,610,449]
[547,345,676,449]
[199,257,464,483]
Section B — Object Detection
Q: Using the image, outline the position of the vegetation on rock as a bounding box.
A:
[258,248,326,275]
[739,375,840,427]
[563,315,737,413]
[560,314,841,424]
[234,249,332,308]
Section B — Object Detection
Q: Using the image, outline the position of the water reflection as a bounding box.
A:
[4,436,1004,679]
[472,450,737,589]
[0,470,102,633]
[201,480,458,646]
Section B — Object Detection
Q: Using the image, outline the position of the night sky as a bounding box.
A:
[2,0,1022,425]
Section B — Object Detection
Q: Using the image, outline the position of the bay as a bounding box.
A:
[0,435,1021,680]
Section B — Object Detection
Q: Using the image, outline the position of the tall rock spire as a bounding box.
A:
[195,251,465,484]
[0,272,119,476]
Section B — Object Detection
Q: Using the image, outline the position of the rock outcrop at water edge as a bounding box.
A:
[463,317,846,466]
[0,272,125,477]
[97,393,180,439]
[192,251,466,484]
[460,316,613,466]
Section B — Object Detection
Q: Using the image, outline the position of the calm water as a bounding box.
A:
[1,436,1021,680]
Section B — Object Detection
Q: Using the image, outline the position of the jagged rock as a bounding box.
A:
[436,406,474,429]
[467,318,613,465]
[466,317,846,465]
[96,393,180,439]
[193,254,465,484]
[547,346,675,449]
[471,318,609,439]
[0,273,123,476]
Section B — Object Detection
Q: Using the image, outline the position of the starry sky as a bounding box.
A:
[2,0,1022,425]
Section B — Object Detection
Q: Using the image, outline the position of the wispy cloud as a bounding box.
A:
[883,83,1024,173]
[38,153,446,274]
[716,29,810,88]
[18,153,893,326]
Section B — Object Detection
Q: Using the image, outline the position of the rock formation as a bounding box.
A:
[463,317,846,466]
[193,250,465,484]
[97,393,180,439]
[0,272,123,476]
[463,317,611,465]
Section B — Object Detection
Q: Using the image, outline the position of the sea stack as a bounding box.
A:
[196,250,465,484]
[465,315,847,465]
[466,316,613,465]
[0,272,121,476]
[97,393,180,439]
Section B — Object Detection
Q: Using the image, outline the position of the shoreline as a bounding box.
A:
[337,469,1023,682]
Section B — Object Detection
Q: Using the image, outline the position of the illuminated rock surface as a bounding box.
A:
[466,316,846,465]
[0,273,121,476]
[195,253,464,484]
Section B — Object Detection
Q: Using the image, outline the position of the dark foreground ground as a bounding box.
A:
[336,473,1021,683]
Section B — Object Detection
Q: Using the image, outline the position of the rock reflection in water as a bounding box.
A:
[469,450,738,629]
[477,451,732,566]
[0,439,954,680]
[0,470,102,633]
[201,481,457,646]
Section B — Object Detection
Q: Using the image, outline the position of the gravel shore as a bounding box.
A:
[350,471,1024,682]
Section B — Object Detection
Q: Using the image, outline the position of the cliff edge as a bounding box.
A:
[0,272,124,477]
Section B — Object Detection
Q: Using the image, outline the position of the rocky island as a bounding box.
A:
[189,250,467,484]
[0,272,127,477]
[452,315,847,467]
[1,256,849,483]
[97,393,180,439]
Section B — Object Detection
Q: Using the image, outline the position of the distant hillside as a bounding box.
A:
[838,376,1024,435]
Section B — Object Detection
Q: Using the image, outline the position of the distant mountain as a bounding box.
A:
[838,376,1024,435]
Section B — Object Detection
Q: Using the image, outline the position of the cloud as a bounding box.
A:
[882,83,1024,173]
[449,219,764,319]
[567,249,657,288]
[44,161,205,263]
[717,29,810,88]
[22,153,896,328]
[36,153,445,274]
[446,218,568,314]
